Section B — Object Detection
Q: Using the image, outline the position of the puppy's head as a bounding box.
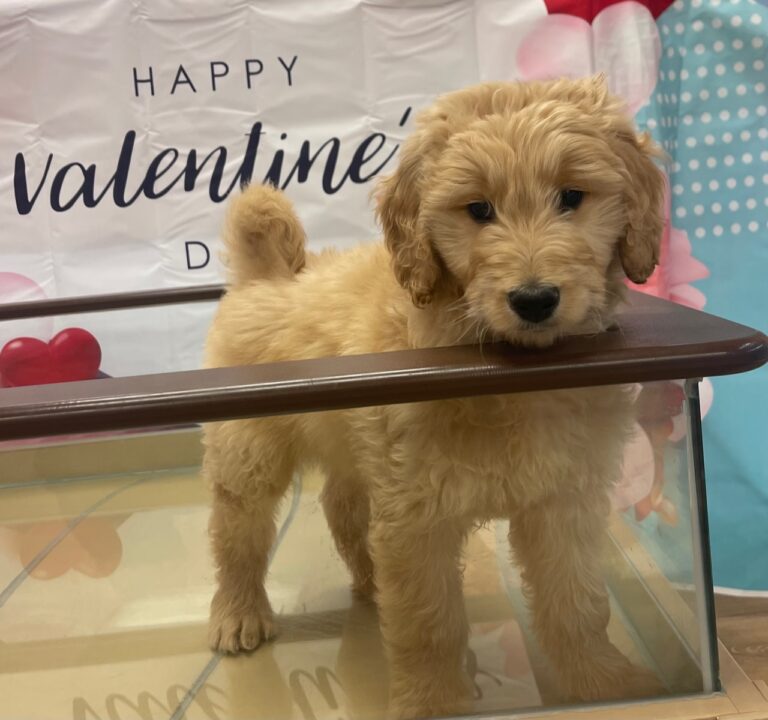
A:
[377,76,664,347]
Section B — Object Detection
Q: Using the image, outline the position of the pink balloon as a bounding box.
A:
[0,272,46,303]
[517,15,593,82]
[0,272,53,352]
[516,2,661,116]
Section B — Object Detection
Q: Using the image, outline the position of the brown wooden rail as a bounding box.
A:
[0,292,765,441]
[0,284,224,321]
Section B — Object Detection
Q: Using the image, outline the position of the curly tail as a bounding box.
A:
[222,183,306,287]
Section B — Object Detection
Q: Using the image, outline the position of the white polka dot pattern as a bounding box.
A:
[636,0,768,241]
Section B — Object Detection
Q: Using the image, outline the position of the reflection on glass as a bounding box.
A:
[0,381,715,719]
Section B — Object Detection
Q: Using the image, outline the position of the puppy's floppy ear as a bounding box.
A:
[584,75,665,284]
[613,129,666,284]
[376,118,446,307]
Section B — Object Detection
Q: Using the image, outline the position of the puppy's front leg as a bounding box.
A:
[208,483,279,654]
[509,494,662,703]
[370,511,472,719]
[204,420,295,655]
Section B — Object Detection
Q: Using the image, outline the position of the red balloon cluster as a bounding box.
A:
[0,328,102,387]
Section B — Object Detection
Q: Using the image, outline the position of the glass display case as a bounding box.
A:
[0,289,766,720]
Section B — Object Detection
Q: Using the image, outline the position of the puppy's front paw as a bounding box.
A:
[562,647,664,703]
[388,693,471,720]
[618,663,665,699]
[388,670,472,719]
[208,589,276,654]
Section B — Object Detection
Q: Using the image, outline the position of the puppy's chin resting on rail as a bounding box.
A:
[204,75,666,720]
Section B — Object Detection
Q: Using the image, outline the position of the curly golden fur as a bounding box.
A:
[203,77,665,718]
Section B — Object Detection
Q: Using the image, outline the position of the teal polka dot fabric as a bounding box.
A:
[639,1,767,245]
[637,0,768,592]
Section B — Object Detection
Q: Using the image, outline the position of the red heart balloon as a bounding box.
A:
[0,328,101,387]
[49,328,102,382]
[543,0,674,23]
[0,337,52,387]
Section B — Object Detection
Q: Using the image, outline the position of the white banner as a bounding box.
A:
[0,0,662,377]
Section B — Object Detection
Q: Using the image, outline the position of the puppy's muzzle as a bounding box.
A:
[507,284,560,323]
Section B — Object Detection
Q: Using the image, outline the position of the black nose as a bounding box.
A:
[507,285,560,323]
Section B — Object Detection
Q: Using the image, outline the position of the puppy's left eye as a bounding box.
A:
[467,201,495,223]
[559,189,584,212]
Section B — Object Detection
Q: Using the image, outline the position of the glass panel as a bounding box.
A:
[601,379,717,695]
[684,379,719,692]
[0,380,717,719]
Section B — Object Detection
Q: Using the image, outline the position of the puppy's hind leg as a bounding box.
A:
[204,419,295,655]
[321,474,375,600]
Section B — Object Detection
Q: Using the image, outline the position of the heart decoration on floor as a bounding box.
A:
[0,328,102,387]
[15,517,126,580]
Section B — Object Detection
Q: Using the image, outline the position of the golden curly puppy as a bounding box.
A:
[204,76,665,719]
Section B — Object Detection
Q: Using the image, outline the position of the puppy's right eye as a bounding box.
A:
[559,189,584,212]
[467,201,495,223]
